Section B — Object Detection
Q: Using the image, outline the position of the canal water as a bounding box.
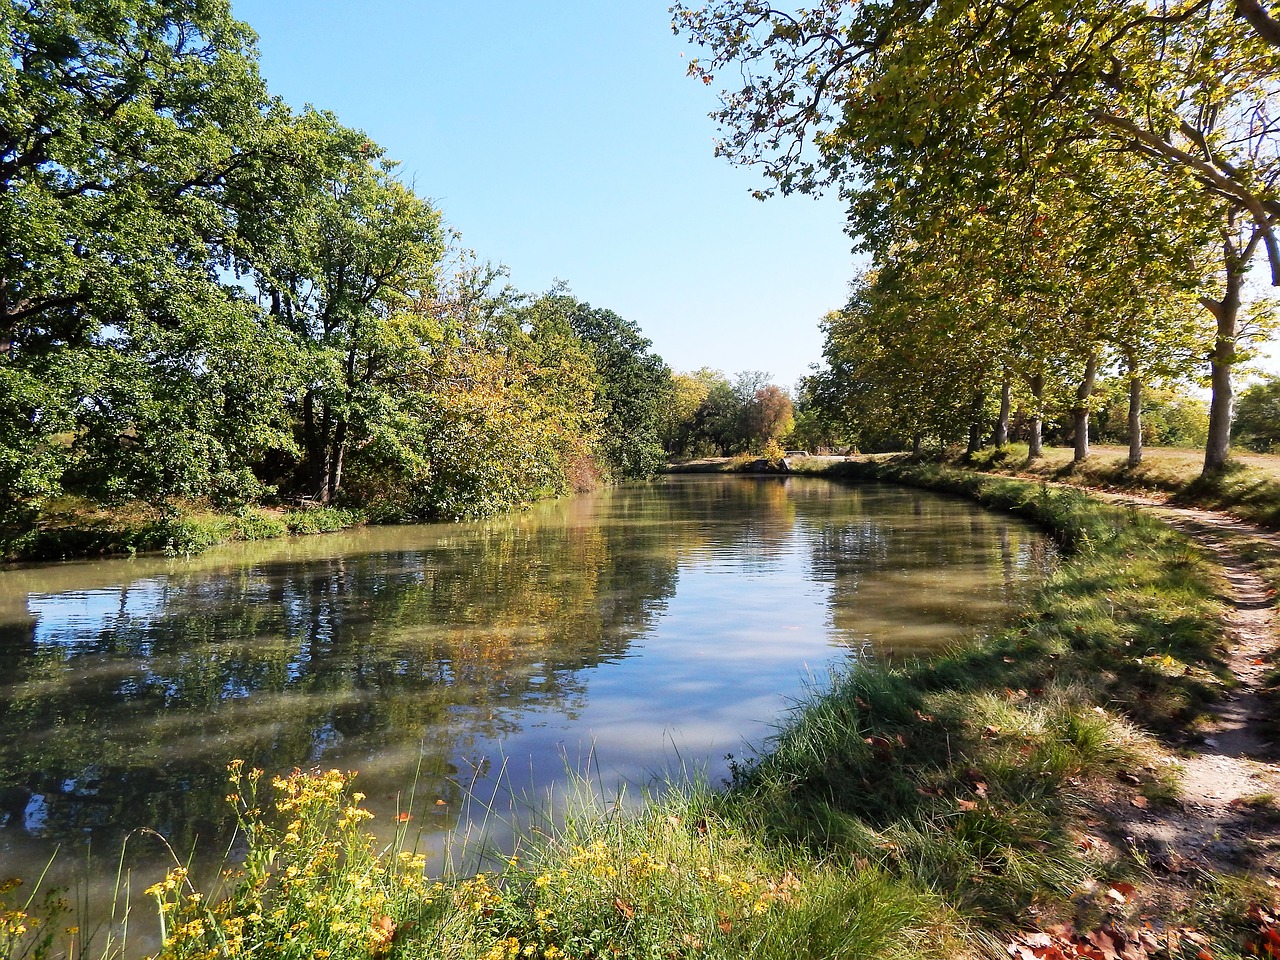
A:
[0,475,1053,935]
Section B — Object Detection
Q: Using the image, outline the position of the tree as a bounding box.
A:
[560,296,673,480]
[749,384,795,446]
[1234,375,1280,451]
[790,368,851,452]
[248,137,446,503]
[67,290,303,504]
[0,0,308,516]
[0,0,273,352]
[662,370,716,458]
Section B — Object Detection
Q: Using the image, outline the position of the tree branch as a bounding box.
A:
[1234,0,1280,47]
[1090,108,1280,284]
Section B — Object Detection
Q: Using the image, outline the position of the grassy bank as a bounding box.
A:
[942,443,1280,530]
[677,443,1280,528]
[0,498,365,564]
[6,465,1263,959]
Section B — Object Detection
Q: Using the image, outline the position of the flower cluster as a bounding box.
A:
[147,761,441,960]
[1,877,72,960]
[462,818,805,960]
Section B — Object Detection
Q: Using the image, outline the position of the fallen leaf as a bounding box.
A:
[958,798,978,811]
[1130,796,1148,809]
[614,897,635,919]
[1108,881,1136,903]
[395,812,412,822]
[371,916,397,955]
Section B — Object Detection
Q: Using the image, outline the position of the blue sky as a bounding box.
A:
[230,0,861,388]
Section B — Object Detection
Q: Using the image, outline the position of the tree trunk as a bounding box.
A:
[992,376,1011,447]
[964,387,985,455]
[0,279,12,358]
[1204,258,1244,474]
[302,389,327,499]
[1126,361,1143,468]
[1028,373,1045,460]
[912,434,922,456]
[1072,352,1098,463]
[327,422,347,503]
[1203,221,1265,474]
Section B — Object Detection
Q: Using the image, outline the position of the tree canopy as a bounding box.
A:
[674,0,1279,469]
[1,0,675,531]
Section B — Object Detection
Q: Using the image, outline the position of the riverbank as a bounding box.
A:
[761,444,1280,530]
[675,444,1280,516]
[12,464,1275,959]
[0,498,365,564]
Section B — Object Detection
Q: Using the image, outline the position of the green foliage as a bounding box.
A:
[67,296,303,506]
[0,356,78,528]
[1,4,673,541]
[561,294,673,480]
[285,506,363,535]
[664,369,797,457]
[1,500,364,562]
[675,0,1269,469]
[334,273,605,522]
[1235,376,1280,452]
[1090,380,1210,448]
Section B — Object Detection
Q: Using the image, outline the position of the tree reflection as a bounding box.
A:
[0,476,1052,873]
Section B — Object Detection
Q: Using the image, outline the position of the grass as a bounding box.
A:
[6,463,1269,959]
[0,498,364,563]
[951,442,1280,529]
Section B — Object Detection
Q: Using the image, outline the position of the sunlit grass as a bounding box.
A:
[953,442,1280,529]
[1,499,363,561]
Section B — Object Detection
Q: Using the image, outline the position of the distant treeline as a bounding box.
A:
[0,0,675,528]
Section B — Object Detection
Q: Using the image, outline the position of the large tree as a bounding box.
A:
[560,295,673,480]
[0,0,299,516]
[247,137,446,503]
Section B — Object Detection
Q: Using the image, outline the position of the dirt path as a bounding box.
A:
[1078,489,1280,877]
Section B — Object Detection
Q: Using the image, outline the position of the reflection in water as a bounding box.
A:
[0,477,1052,899]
